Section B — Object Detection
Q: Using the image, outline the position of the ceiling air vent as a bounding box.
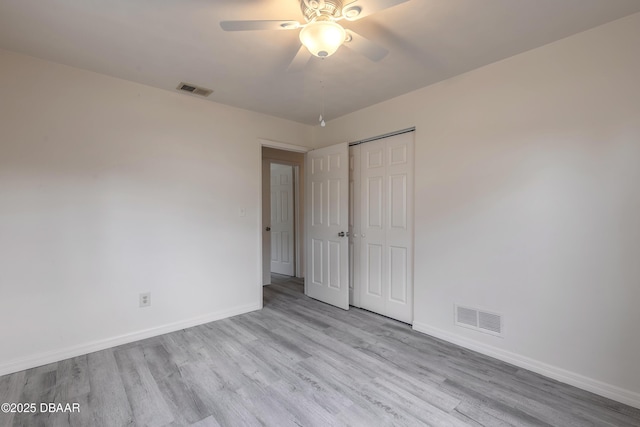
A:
[177,82,213,97]
[455,305,503,337]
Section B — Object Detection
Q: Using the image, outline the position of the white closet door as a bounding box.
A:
[270,164,295,276]
[359,138,387,315]
[383,133,414,323]
[349,145,361,307]
[305,143,350,310]
[358,132,414,323]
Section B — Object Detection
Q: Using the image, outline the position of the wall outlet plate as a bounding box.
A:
[139,292,151,308]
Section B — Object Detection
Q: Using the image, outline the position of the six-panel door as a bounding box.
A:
[356,132,414,323]
[270,164,295,276]
[305,143,349,310]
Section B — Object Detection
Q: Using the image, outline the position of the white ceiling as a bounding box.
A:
[1,0,639,125]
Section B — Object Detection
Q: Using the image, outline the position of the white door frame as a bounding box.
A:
[259,140,310,299]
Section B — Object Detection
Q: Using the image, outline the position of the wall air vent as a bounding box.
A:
[478,311,502,335]
[455,305,503,337]
[456,306,478,328]
[177,82,213,97]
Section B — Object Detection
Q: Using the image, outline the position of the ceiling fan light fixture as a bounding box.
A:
[299,19,346,57]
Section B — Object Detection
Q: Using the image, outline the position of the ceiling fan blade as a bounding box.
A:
[342,0,410,21]
[344,30,388,61]
[220,20,301,31]
[287,45,312,72]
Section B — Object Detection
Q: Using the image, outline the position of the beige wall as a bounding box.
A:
[2,10,640,409]
[313,13,640,406]
[0,48,313,374]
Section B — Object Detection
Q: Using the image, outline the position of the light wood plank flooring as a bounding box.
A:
[1,274,640,426]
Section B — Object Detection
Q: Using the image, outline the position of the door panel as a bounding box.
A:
[359,138,387,313]
[367,244,383,296]
[328,241,341,288]
[389,174,407,229]
[312,157,323,174]
[390,144,407,164]
[389,246,407,303]
[311,238,323,283]
[357,132,414,323]
[348,146,361,307]
[384,132,414,323]
[328,178,342,226]
[328,152,341,171]
[271,234,279,261]
[281,232,290,263]
[262,159,271,285]
[311,181,323,226]
[367,148,383,168]
[367,176,384,228]
[270,164,295,276]
[306,143,349,310]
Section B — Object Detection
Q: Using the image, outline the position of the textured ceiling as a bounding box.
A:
[1,0,639,125]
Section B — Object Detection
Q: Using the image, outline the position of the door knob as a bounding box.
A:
[265,227,271,231]
[338,231,346,237]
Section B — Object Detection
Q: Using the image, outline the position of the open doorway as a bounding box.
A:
[261,146,306,285]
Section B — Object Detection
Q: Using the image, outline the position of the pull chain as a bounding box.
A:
[319,58,326,127]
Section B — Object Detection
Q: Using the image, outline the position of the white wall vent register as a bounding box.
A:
[455,305,503,337]
[177,82,213,97]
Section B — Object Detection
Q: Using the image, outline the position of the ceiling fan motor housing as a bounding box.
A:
[301,0,344,22]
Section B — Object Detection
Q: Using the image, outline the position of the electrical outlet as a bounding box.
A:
[139,292,151,308]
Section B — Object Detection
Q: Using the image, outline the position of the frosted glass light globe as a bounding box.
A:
[299,20,346,58]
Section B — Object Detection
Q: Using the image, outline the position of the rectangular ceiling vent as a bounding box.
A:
[455,305,503,337]
[177,82,213,97]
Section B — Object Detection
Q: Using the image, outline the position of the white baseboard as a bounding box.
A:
[0,302,261,377]
[412,321,640,410]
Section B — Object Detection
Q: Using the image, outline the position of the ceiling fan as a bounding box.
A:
[220,0,409,71]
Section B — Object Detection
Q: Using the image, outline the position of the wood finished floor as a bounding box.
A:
[1,275,640,427]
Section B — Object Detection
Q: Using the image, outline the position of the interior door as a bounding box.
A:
[262,158,271,285]
[359,132,414,323]
[359,138,387,315]
[384,133,414,322]
[270,164,295,276]
[349,145,361,307]
[305,142,349,310]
